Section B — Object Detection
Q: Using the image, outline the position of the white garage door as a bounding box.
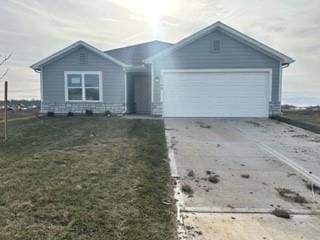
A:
[162,70,271,117]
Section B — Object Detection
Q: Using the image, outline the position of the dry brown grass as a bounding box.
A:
[0,116,176,240]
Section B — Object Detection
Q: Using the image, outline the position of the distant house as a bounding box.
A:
[31,21,294,117]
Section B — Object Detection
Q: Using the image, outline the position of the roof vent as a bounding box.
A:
[212,40,221,52]
[79,52,88,64]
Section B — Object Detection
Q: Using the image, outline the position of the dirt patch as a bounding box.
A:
[181,184,194,196]
[187,170,195,178]
[197,121,211,129]
[276,188,308,204]
[208,175,220,184]
[287,173,297,177]
[240,174,250,179]
[292,134,309,138]
[272,208,291,219]
[245,121,262,127]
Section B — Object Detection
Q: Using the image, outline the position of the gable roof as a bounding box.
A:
[30,41,126,70]
[104,40,173,66]
[144,21,294,65]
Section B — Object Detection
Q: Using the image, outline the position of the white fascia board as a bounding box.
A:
[144,22,294,64]
[31,41,127,70]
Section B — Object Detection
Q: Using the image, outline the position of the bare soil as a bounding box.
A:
[0,109,39,121]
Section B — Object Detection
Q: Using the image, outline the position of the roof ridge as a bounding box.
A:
[104,40,172,52]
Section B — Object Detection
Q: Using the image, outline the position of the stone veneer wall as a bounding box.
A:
[269,101,281,116]
[151,102,162,116]
[41,102,126,114]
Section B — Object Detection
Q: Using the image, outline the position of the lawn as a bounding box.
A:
[279,110,320,133]
[0,116,176,240]
[282,110,320,126]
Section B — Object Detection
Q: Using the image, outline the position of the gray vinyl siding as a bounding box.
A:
[152,29,281,103]
[42,46,125,103]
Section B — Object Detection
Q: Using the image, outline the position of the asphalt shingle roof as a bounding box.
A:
[104,40,173,65]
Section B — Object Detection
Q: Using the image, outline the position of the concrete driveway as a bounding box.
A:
[165,118,320,239]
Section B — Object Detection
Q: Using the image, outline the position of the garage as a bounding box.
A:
[162,69,272,117]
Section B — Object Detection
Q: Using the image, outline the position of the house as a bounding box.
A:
[31,21,294,117]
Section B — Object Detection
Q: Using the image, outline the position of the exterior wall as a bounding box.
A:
[41,46,125,113]
[151,29,282,116]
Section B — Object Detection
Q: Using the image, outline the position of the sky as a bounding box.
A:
[0,0,319,106]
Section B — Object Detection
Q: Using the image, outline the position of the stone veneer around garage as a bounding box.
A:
[269,101,281,116]
[41,102,126,114]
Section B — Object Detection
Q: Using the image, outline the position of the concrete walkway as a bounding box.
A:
[165,118,320,240]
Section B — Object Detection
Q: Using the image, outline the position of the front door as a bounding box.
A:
[134,76,151,114]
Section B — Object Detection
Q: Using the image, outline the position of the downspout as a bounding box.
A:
[123,68,127,114]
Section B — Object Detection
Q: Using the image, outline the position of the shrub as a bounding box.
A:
[67,112,74,117]
[85,109,93,115]
[105,110,112,116]
[47,112,55,117]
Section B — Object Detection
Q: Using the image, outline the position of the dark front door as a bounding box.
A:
[134,76,151,114]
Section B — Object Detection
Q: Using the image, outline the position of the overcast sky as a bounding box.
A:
[0,0,319,105]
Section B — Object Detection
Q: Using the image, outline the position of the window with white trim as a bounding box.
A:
[65,72,102,101]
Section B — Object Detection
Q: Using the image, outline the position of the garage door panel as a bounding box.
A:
[163,71,270,117]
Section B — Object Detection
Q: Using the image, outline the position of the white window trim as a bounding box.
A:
[64,71,103,102]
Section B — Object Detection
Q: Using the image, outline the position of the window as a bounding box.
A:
[65,72,102,101]
[212,40,221,52]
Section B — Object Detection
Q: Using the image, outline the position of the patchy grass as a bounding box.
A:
[282,110,320,126]
[0,116,176,240]
[276,188,308,204]
[274,110,320,134]
[272,208,291,219]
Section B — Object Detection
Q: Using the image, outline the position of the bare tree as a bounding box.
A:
[0,53,12,82]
